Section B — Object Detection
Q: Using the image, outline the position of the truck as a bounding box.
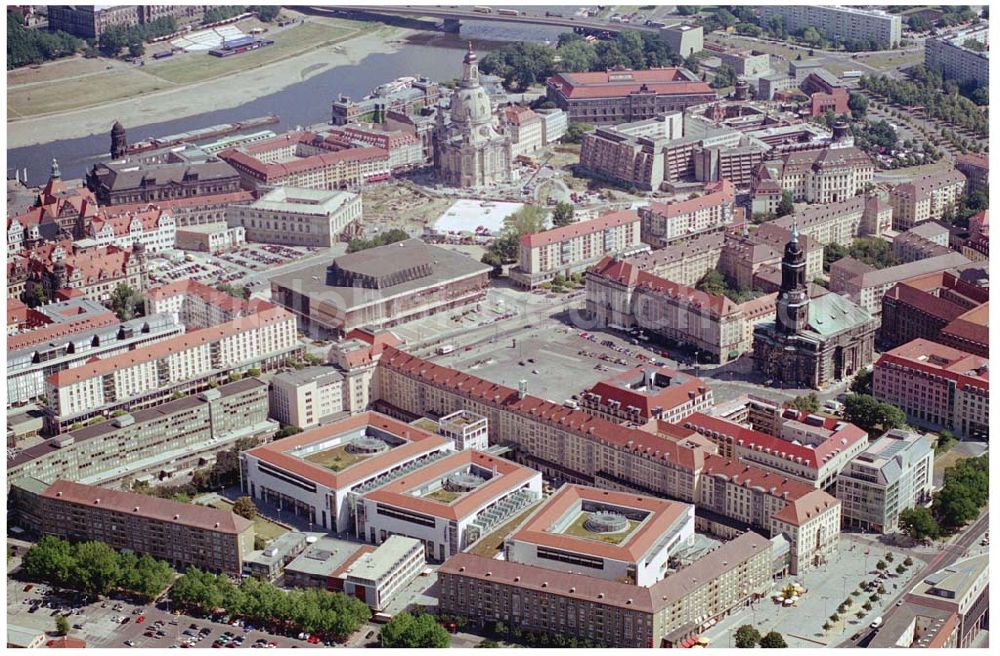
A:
[870,616,883,629]
[843,70,864,79]
[472,6,492,14]
[437,344,456,355]
[497,9,519,16]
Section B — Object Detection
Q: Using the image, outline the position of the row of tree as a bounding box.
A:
[379,611,450,647]
[734,625,787,648]
[823,237,899,272]
[346,227,409,253]
[900,453,988,541]
[22,536,173,600]
[860,70,988,134]
[480,205,547,272]
[99,16,177,58]
[171,569,371,640]
[8,10,82,69]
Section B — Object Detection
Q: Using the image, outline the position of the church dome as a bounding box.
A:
[451,85,493,126]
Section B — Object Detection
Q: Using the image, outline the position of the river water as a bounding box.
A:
[8,20,566,186]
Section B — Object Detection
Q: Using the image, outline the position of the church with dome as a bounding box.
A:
[433,44,513,188]
[752,225,877,390]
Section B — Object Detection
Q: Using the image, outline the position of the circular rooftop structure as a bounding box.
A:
[444,471,486,492]
[584,511,629,534]
[347,436,389,456]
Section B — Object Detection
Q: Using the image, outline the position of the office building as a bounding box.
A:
[99,191,255,229]
[581,365,712,426]
[174,222,246,254]
[7,301,183,408]
[328,124,424,172]
[891,554,989,648]
[661,24,703,58]
[11,477,253,574]
[639,180,735,247]
[230,187,363,247]
[269,366,346,430]
[889,169,967,229]
[44,302,298,432]
[751,147,875,212]
[342,535,425,611]
[892,222,952,263]
[585,256,747,364]
[546,68,716,125]
[835,429,934,534]
[357,449,542,561]
[536,108,568,144]
[684,409,868,490]
[219,131,390,191]
[436,410,489,451]
[241,412,455,533]
[873,339,988,440]
[8,379,273,489]
[954,152,988,194]
[759,5,902,48]
[331,76,441,126]
[880,270,989,351]
[46,4,139,38]
[924,25,989,87]
[270,239,491,338]
[327,327,403,416]
[439,531,773,648]
[831,251,971,316]
[772,194,891,245]
[505,485,694,587]
[510,210,644,288]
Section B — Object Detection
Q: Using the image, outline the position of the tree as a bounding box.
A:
[563,121,594,144]
[895,563,906,575]
[786,393,820,413]
[696,269,727,296]
[711,63,737,89]
[933,454,988,529]
[55,615,70,636]
[477,639,500,648]
[759,631,788,648]
[232,496,258,520]
[844,394,906,437]
[848,92,869,120]
[504,205,547,236]
[776,190,795,217]
[72,541,121,598]
[849,369,873,396]
[380,612,450,648]
[557,39,598,72]
[551,202,575,228]
[22,281,48,308]
[734,624,761,648]
[480,42,556,92]
[862,601,872,611]
[21,535,77,586]
[110,283,144,321]
[899,506,939,541]
[876,560,887,571]
[935,430,957,455]
[481,250,503,278]
[823,242,847,271]
[128,41,145,57]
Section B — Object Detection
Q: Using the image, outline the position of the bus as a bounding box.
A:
[497,9,519,16]
[843,70,864,79]
[472,6,493,14]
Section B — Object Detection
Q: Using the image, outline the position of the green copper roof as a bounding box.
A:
[805,293,872,338]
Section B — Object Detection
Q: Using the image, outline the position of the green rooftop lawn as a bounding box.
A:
[304,443,369,472]
[562,512,640,545]
[425,488,462,504]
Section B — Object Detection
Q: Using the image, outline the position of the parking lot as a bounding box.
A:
[146,243,319,290]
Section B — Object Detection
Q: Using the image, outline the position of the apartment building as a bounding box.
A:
[892,222,952,263]
[835,429,934,534]
[750,223,824,282]
[329,124,423,172]
[438,531,773,648]
[546,68,716,125]
[924,25,989,87]
[752,147,875,213]
[327,327,403,416]
[510,210,643,288]
[504,485,695,587]
[639,180,735,248]
[342,536,425,611]
[504,105,544,159]
[536,108,568,144]
[580,365,713,426]
[880,271,989,350]
[830,251,971,316]
[44,303,298,432]
[356,450,542,562]
[8,379,274,488]
[889,169,967,230]
[585,256,746,363]
[874,339,988,440]
[8,305,183,408]
[230,187,363,247]
[954,152,988,194]
[772,193,891,246]
[269,366,345,429]
[88,207,176,253]
[899,554,989,648]
[271,239,491,338]
[684,410,868,491]
[960,209,988,261]
[374,347,841,574]
[10,478,254,574]
[240,412,455,533]
[627,231,726,288]
[759,5,902,48]
[219,131,391,191]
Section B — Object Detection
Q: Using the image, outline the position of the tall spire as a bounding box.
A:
[50,158,61,180]
[791,220,799,244]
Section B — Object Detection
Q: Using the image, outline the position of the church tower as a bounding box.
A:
[776,223,810,334]
[111,120,128,159]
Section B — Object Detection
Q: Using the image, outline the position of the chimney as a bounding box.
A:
[518,379,527,400]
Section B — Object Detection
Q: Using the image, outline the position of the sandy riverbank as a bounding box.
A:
[6,25,412,150]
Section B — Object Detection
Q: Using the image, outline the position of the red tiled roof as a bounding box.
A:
[8,311,120,352]
[46,304,292,386]
[643,180,733,219]
[363,450,537,521]
[588,256,738,317]
[520,210,639,248]
[245,412,451,490]
[100,191,255,216]
[771,487,840,526]
[700,454,817,501]
[942,302,989,348]
[92,207,170,237]
[147,278,248,315]
[584,365,709,419]
[503,105,540,126]
[40,479,252,534]
[876,338,988,391]
[510,484,691,562]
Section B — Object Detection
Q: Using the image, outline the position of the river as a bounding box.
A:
[8,20,567,186]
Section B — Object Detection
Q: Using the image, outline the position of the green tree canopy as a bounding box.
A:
[849,369,873,396]
[55,615,70,636]
[759,631,788,648]
[551,202,575,228]
[232,496,258,520]
[379,612,450,648]
[786,393,820,413]
[734,624,761,648]
[110,283,144,321]
[843,394,906,437]
[776,190,795,217]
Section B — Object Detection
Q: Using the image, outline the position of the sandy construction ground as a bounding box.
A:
[7,17,410,149]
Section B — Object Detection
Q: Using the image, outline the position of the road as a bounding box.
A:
[837,510,990,648]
